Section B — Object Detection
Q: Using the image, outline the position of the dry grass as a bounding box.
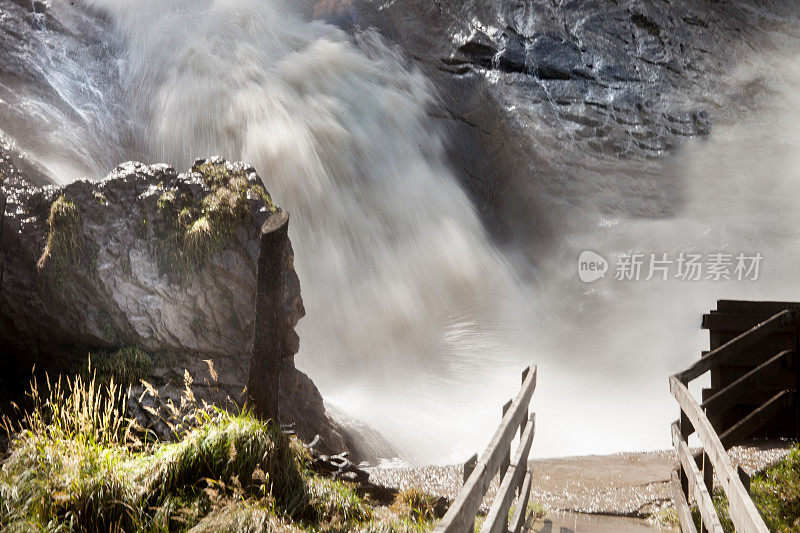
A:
[0,372,434,532]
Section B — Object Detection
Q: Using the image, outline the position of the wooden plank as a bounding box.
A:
[703,349,776,366]
[702,336,796,365]
[669,377,770,532]
[670,469,698,533]
[509,469,532,533]
[671,423,724,533]
[716,300,799,314]
[677,310,794,383]
[520,368,529,442]
[480,415,536,533]
[713,363,797,387]
[701,350,792,414]
[500,400,512,482]
[435,366,537,533]
[463,453,477,533]
[703,312,796,332]
[719,390,792,448]
[739,466,751,494]
[463,453,478,482]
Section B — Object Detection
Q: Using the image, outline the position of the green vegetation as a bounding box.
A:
[154,161,276,282]
[0,374,441,532]
[88,346,153,387]
[472,500,545,532]
[690,446,800,532]
[37,195,91,281]
[649,504,678,528]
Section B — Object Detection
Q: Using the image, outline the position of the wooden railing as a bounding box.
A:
[670,307,799,532]
[435,366,537,533]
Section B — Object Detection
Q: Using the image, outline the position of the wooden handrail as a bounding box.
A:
[670,304,800,532]
[671,423,724,533]
[480,414,536,533]
[676,309,794,383]
[508,469,532,533]
[701,349,792,413]
[718,390,792,448]
[670,470,698,533]
[670,376,770,532]
[435,366,537,533]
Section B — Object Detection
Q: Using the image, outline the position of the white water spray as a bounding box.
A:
[523,52,800,457]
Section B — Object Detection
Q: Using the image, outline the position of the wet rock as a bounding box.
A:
[0,159,297,358]
[528,35,583,80]
[497,27,527,73]
[354,0,800,251]
[456,30,498,69]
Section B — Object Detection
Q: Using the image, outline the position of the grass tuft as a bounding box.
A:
[0,373,421,532]
[392,487,437,524]
[88,346,153,387]
[36,195,88,281]
[149,410,307,514]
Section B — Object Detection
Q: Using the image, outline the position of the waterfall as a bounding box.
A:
[79,0,530,463]
[4,0,800,464]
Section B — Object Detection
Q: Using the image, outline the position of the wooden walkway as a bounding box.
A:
[435,366,537,533]
[434,300,800,532]
[526,512,676,532]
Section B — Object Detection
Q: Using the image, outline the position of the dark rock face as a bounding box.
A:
[354,0,800,250]
[0,159,348,454]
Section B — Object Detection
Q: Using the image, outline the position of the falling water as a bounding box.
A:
[5,0,800,464]
[75,0,531,463]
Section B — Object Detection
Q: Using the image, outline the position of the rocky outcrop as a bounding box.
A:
[353,0,800,249]
[0,158,348,454]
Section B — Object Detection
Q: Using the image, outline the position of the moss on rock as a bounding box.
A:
[36,195,87,280]
[89,346,154,387]
[154,161,277,282]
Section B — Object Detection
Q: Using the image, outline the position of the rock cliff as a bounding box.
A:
[0,158,348,454]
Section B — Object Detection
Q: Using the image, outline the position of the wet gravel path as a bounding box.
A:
[365,440,795,518]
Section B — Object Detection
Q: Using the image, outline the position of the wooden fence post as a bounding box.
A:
[679,411,692,501]
[464,453,478,533]
[521,367,529,441]
[701,452,714,533]
[247,210,290,422]
[500,400,512,479]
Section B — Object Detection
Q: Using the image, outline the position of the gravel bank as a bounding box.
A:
[365,440,795,518]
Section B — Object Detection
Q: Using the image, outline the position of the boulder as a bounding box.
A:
[0,158,349,454]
